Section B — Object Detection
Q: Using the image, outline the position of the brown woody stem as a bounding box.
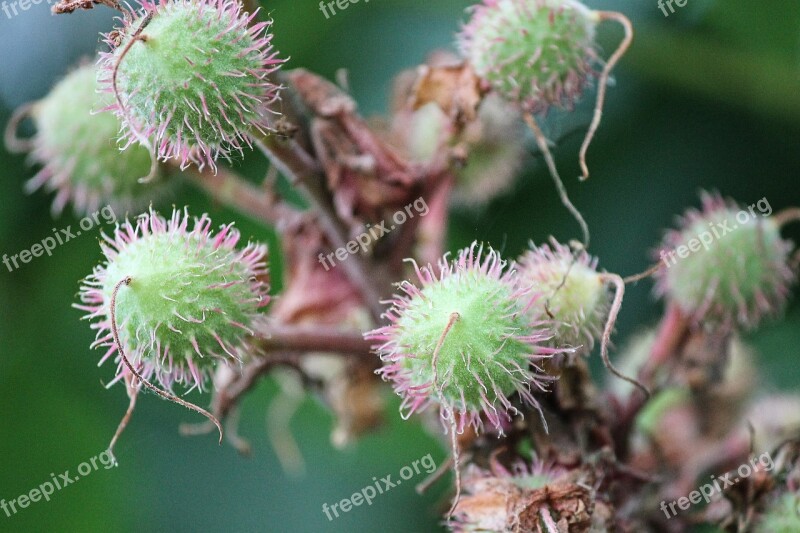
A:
[253,135,386,321]
[257,323,373,356]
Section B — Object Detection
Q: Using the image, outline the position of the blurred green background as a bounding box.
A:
[1,0,799,531]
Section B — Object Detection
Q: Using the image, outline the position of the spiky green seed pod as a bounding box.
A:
[76,208,269,391]
[655,192,795,330]
[367,243,562,433]
[459,0,598,113]
[517,239,609,356]
[100,0,284,171]
[22,63,160,215]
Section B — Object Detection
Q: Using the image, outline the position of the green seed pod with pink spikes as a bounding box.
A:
[367,243,562,433]
[516,239,650,397]
[517,239,610,356]
[458,0,599,113]
[18,63,159,216]
[654,192,796,330]
[99,0,284,171]
[76,208,269,392]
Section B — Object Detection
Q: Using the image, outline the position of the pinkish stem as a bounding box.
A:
[184,163,295,226]
[638,302,690,384]
[613,302,691,456]
[257,323,373,356]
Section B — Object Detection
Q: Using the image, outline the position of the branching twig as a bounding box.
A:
[180,353,301,434]
[51,0,120,14]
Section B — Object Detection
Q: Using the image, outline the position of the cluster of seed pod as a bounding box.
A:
[4,0,799,530]
[5,0,287,456]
